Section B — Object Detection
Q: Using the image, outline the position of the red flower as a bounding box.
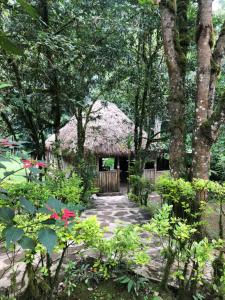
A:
[22,159,33,168]
[21,159,47,169]
[47,207,76,227]
[62,208,76,219]
[50,212,60,220]
[61,209,76,227]
[35,161,47,168]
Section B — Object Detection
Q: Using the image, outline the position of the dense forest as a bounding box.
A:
[0,0,225,299]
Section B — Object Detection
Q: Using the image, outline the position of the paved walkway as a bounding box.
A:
[82,194,152,233]
[80,194,164,281]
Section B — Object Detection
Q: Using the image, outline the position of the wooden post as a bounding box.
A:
[117,156,120,192]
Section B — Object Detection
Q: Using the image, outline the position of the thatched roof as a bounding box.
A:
[45,100,165,157]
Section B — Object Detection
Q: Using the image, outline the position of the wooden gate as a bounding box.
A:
[97,170,120,193]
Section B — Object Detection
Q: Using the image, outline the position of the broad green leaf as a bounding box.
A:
[0,155,12,162]
[127,280,134,293]
[0,83,12,89]
[3,171,15,177]
[38,206,51,214]
[19,236,36,250]
[67,203,85,212]
[17,0,39,19]
[5,226,24,247]
[0,163,6,169]
[29,167,41,174]
[0,31,23,56]
[41,219,56,225]
[19,197,36,214]
[46,197,64,213]
[38,228,57,253]
[0,207,15,223]
[118,276,130,284]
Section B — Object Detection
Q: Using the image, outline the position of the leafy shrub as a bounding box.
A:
[74,158,98,202]
[144,203,221,296]
[1,170,85,207]
[116,274,149,295]
[156,175,201,221]
[128,175,153,206]
[52,173,83,205]
[1,181,52,207]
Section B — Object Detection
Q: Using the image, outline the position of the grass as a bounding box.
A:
[0,155,26,183]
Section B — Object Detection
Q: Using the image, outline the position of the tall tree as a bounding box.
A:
[192,1,225,180]
[160,0,190,178]
[159,0,225,180]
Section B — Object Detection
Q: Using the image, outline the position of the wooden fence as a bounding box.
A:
[97,170,120,193]
[143,169,169,183]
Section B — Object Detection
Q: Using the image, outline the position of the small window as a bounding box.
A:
[102,158,115,171]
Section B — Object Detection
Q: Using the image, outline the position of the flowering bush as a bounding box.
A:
[21,159,47,169]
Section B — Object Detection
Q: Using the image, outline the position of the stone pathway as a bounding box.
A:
[81,194,164,282]
[82,194,152,234]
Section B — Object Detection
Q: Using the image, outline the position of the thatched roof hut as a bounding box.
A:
[46,101,168,193]
[46,100,143,157]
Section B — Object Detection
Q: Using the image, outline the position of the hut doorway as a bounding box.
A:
[97,157,129,194]
[98,157,120,193]
[119,157,129,183]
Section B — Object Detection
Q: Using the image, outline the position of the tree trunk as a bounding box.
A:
[192,0,213,180]
[39,0,61,167]
[160,0,189,178]
[76,107,85,160]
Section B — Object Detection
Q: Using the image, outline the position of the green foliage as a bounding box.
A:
[145,177,225,297]
[144,204,172,237]
[143,203,219,294]
[38,228,57,254]
[1,181,52,206]
[16,0,39,19]
[156,175,204,220]
[1,169,85,207]
[0,82,12,89]
[0,30,23,55]
[74,218,150,278]
[74,158,98,202]
[52,173,83,205]
[211,127,225,181]
[102,158,115,170]
[116,274,149,295]
[156,174,195,204]
[64,260,102,295]
[128,175,153,206]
